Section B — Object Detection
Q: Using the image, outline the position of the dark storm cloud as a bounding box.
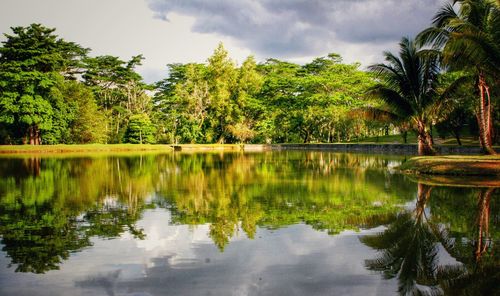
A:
[146,0,444,58]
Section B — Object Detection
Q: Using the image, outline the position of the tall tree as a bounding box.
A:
[230,55,263,143]
[83,54,148,143]
[153,63,209,143]
[365,37,441,155]
[0,24,88,144]
[57,80,107,143]
[418,0,500,154]
[256,59,302,143]
[205,43,238,143]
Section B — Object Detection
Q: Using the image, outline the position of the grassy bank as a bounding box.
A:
[408,174,500,187]
[171,144,243,151]
[0,144,173,154]
[352,134,480,145]
[399,155,500,176]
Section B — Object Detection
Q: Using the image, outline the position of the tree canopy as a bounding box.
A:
[0,20,498,149]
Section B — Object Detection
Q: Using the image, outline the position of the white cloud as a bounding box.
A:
[0,0,447,82]
[0,0,251,83]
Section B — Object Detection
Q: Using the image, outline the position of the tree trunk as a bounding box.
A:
[416,183,432,221]
[477,74,496,155]
[417,121,436,156]
[27,125,40,145]
[28,126,34,145]
[475,187,494,262]
[303,130,310,143]
[429,124,434,145]
[453,130,462,146]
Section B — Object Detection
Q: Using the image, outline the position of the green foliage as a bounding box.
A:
[83,54,151,143]
[0,24,154,145]
[418,0,500,152]
[124,114,156,144]
[152,48,376,144]
[0,24,87,144]
[366,37,442,155]
[1,21,491,145]
[58,80,108,143]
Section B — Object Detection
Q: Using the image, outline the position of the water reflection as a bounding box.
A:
[0,152,411,273]
[361,182,499,296]
[1,152,497,295]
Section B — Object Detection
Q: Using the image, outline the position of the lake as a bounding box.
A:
[0,151,498,296]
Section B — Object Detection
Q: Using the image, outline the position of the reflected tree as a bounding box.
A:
[361,184,440,295]
[0,152,414,271]
[361,184,499,296]
[433,187,499,296]
[0,155,155,273]
[161,152,412,249]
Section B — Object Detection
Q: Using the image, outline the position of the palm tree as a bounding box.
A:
[431,187,499,296]
[362,185,500,295]
[418,0,499,154]
[366,37,441,155]
[360,184,440,295]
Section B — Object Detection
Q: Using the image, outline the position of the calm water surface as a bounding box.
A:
[0,152,498,296]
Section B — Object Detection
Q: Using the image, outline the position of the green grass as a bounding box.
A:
[352,133,480,146]
[351,134,418,144]
[399,155,500,176]
[0,144,174,154]
[172,144,243,150]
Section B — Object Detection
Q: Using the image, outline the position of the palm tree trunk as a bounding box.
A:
[477,74,496,155]
[475,188,494,262]
[417,121,436,156]
[416,183,433,221]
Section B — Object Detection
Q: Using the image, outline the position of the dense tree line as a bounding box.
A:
[154,48,378,144]
[0,0,498,153]
[0,24,383,145]
[0,24,154,145]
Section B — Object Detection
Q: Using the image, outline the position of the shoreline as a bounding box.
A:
[0,144,174,154]
[1,144,499,177]
[399,155,500,176]
[0,143,492,155]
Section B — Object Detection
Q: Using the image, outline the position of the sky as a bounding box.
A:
[0,0,446,83]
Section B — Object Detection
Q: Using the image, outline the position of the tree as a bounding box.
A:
[0,24,87,144]
[300,55,375,143]
[418,0,500,154]
[256,59,302,143]
[229,56,263,143]
[205,43,238,143]
[365,37,441,155]
[124,114,156,144]
[153,63,210,143]
[83,54,148,143]
[57,80,107,143]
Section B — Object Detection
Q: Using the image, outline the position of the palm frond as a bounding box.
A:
[417,27,450,49]
[366,85,414,117]
[444,29,500,74]
[440,74,474,100]
[355,107,402,123]
[432,1,459,27]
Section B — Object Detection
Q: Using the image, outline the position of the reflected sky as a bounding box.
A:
[1,208,396,296]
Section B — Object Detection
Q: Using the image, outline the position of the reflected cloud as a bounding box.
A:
[93,226,396,296]
[76,270,122,296]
